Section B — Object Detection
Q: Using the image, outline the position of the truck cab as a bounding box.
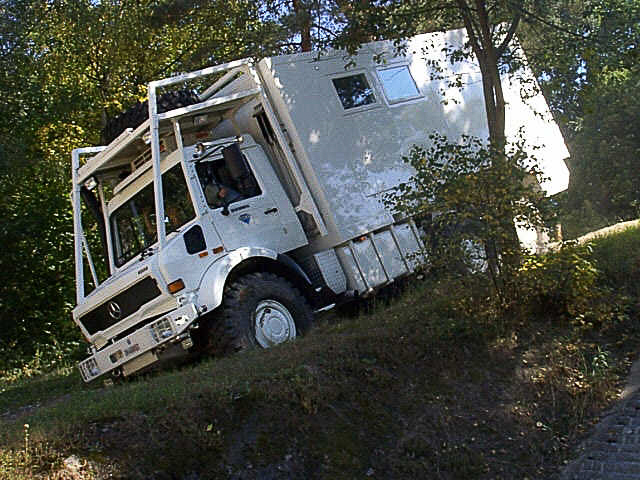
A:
[73,126,316,381]
[70,56,333,382]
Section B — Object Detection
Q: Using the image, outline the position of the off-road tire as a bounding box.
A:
[101,90,200,144]
[210,272,313,355]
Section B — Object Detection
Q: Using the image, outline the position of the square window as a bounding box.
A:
[378,66,420,102]
[332,74,376,110]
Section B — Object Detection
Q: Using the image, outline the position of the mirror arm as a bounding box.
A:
[221,200,231,216]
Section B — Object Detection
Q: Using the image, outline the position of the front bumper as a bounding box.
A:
[78,302,199,382]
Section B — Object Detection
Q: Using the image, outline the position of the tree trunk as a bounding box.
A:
[292,0,312,52]
[469,0,507,151]
[456,0,522,279]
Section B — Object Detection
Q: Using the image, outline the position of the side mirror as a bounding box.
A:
[222,143,250,180]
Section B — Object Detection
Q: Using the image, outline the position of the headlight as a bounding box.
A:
[79,358,100,381]
[149,317,174,343]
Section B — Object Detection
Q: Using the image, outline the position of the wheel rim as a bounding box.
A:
[253,299,297,348]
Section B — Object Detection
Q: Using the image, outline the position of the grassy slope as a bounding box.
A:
[1,226,639,479]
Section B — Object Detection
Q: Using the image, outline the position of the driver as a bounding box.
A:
[204,182,243,209]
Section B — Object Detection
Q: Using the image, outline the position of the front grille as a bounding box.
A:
[80,277,162,335]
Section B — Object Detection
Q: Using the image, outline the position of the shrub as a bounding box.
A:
[386,132,556,304]
[0,338,84,383]
[589,225,640,300]
[517,242,598,319]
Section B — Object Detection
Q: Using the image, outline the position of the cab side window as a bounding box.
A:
[196,156,261,209]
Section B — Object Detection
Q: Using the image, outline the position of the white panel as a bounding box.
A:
[258,27,570,249]
[353,238,387,288]
[374,230,408,279]
[336,246,366,293]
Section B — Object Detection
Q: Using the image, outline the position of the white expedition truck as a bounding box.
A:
[71,28,570,382]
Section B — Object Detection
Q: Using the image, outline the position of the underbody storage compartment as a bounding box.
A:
[335,221,423,294]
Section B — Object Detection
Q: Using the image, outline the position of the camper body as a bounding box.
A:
[71,28,569,382]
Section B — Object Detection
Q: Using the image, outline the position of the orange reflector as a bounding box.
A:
[168,279,185,294]
[213,246,224,254]
[198,251,208,258]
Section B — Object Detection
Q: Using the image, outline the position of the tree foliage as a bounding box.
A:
[259,0,372,52]
[0,0,287,369]
[387,132,555,302]
[520,0,640,233]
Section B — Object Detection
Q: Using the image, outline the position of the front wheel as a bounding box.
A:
[211,272,313,354]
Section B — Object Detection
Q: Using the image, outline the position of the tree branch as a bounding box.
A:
[497,9,521,58]
[508,0,588,40]
[456,0,483,57]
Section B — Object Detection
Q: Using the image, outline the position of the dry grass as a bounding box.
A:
[2,226,639,479]
[1,287,636,479]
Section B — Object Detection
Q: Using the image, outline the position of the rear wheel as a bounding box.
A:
[210,272,313,354]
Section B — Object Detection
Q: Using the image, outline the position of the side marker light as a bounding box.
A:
[168,279,185,294]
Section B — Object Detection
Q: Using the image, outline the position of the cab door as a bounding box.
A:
[194,142,307,253]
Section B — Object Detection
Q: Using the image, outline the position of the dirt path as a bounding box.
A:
[560,358,640,479]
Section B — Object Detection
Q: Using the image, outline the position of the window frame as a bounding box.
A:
[375,64,423,105]
[331,71,379,113]
[195,151,264,213]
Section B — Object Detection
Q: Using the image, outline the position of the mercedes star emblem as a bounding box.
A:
[108,301,122,320]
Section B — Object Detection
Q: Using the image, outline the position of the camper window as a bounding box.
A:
[377,66,421,103]
[332,74,376,110]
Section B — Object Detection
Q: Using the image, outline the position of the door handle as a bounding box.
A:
[264,207,278,215]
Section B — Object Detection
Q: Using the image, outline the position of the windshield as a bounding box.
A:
[111,164,195,267]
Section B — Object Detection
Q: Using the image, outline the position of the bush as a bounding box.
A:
[0,338,85,383]
[589,225,640,300]
[517,242,598,319]
[387,132,556,304]
[515,225,640,327]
